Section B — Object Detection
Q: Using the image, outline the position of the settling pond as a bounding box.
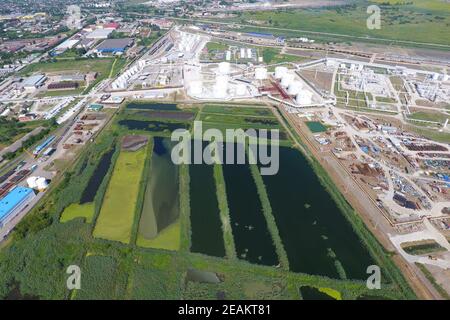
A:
[139,137,180,239]
[259,147,375,279]
[80,147,116,204]
[189,162,226,257]
[222,143,278,266]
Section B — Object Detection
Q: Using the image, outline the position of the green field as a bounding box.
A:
[20,58,115,75]
[206,41,229,51]
[93,146,148,244]
[262,48,304,64]
[224,1,450,47]
[409,111,449,123]
[60,203,95,224]
[202,104,274,117]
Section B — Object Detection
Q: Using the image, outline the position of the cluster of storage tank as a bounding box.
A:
[274,66,313,105]
[111,60,147,90]
[26,176,49,191]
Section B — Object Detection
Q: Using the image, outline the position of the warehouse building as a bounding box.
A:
[95,38,134,54]
[47,82,79,90]
[0,186,36,228]
[22,74,47,91]
[86,28,113,39]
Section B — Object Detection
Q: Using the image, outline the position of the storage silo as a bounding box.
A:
[287,81,302,95]
[218,62,230,75]
[36,177,49,191]
[281,73,294,88]
[296,89,313,105]
[255,67,267,80]
[188,80,203,96]
[213,75,229,98]
[27,176,38,189]
[240,48,245,59]
[236,83,247,96]
[274,66,287,79]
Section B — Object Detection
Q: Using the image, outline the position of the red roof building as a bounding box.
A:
[104,22,120,30]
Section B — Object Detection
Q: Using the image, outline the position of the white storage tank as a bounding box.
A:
[36,177,49,191]
[188,80,203,96]
[240,48,245,59]
[281,73,294,88]
[27,176,38,189]
[296,89,313,105]
[218,62,230,75]
[255,67,267,80]
[213,75,229,98]
[274,66,287,79]
[236,83,247,96]
[287,81,302,95]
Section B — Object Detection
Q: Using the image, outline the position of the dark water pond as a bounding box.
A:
[80,147,115,204]
[118,119,189,133]
[222,143,278,266]
[259,147,375,279]
[299,286,335,300]
[189,163,226,257]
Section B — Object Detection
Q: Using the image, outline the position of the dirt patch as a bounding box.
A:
[122,135,149,151]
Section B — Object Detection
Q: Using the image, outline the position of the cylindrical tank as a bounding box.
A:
[236,83,247,96]
[218,62,230,75]
[27,176,38,189]
[240,48,245,59]
[188,80,203,96]
[296,89,313,105]
[213,75,229,98]
[281,73,294,88]
[274,66,287,79]
[255,67,267,80]
[36,177,49,191]
[287,81,302,95]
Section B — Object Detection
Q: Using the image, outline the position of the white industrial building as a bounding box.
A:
[86,28,113,39]
[22,74,47,92]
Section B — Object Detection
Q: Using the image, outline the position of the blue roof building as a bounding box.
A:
[96,38,133,54]
[0,186,35,227]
